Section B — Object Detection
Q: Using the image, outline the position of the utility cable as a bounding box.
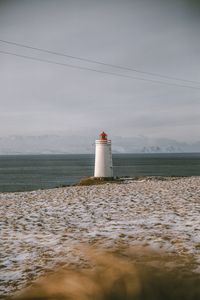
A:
[1,49,200,90]
[0,38,200,86]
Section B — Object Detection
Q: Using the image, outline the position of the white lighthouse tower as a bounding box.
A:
[94,131,113,178]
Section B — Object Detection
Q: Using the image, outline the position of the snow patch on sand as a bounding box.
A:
[0,177,200,297]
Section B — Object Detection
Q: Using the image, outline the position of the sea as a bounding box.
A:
[0,153,200,192]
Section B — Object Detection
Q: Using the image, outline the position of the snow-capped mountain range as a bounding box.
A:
[0,135,199,154]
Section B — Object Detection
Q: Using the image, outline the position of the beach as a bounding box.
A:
[1,176,200,297]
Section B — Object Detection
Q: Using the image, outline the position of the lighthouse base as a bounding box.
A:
[93,176,114,181]
[77,176,115,186]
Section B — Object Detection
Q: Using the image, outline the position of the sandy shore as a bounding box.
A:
[1,177,200,297]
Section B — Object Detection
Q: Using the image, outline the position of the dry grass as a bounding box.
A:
[76,177,121,186]
[12,246,200,300]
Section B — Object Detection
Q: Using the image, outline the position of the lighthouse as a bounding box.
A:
[94,131,113,178]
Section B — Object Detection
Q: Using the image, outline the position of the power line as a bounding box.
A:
[1,49,200,91]
[0,38,200,86]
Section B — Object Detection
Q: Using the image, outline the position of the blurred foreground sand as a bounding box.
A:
[1,177,200,298]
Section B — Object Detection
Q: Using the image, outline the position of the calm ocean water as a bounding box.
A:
[0,153,200,192]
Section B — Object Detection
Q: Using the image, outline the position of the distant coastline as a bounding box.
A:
[1,135,200,155]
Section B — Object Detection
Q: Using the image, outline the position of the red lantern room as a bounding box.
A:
[99,131,107,140]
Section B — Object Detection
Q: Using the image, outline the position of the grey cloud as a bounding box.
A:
[0,0,200,146]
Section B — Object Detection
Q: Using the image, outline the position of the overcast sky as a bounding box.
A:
[0,0,200,142]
